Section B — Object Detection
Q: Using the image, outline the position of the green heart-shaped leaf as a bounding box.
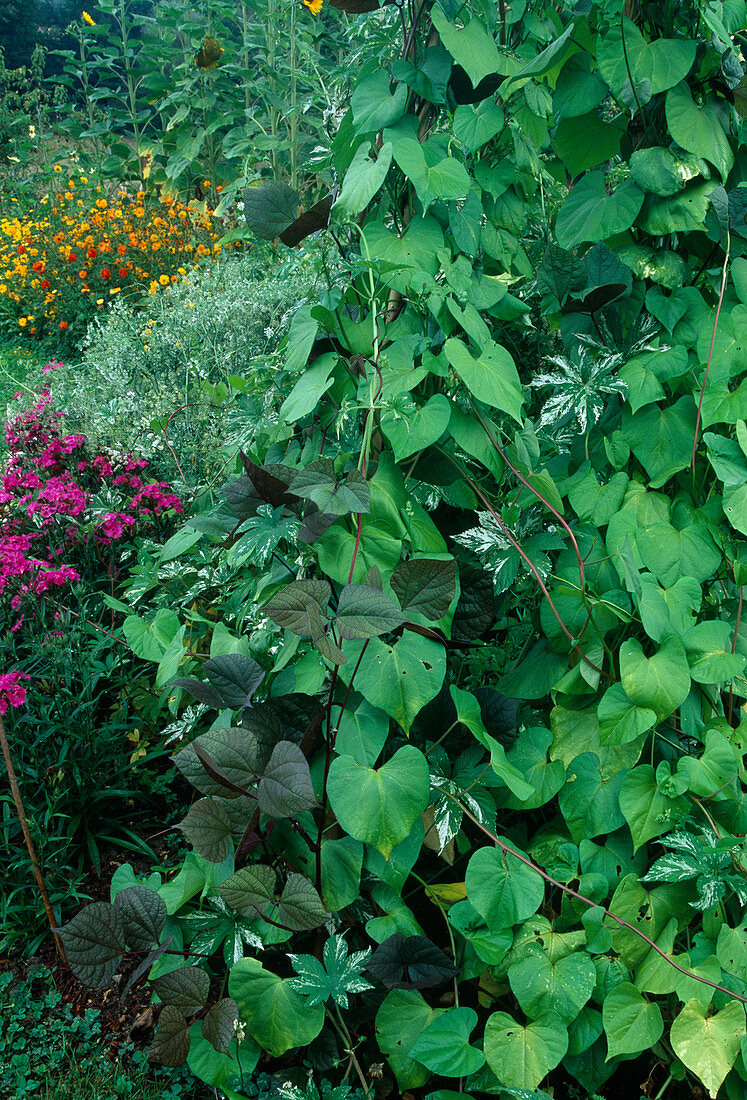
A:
[327,744,430,859]
[484,1011,568,1090]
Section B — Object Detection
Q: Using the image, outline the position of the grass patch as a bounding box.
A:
[0,336,43,405]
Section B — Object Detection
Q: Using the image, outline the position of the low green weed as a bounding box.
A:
[0,965,206,1100]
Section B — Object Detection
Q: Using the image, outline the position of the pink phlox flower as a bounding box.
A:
[26,475,88,521]
[92,456,114,479]
[124,456,150,472]
[0,671,29,715]
[99,512,136,540]
[34,565,80,593]
[130,482,183,515]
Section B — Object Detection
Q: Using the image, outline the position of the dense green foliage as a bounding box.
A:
[3,0,747,1097]
[48,248,321,483]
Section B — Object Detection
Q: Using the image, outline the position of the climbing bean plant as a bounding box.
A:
[60,0,747,1096]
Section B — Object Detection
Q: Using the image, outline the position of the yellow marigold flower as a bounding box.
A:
[158,274,170,285]
[82,10,95,25]
[18,317,27,327]
[304,0,323,13]
[80,176,88,183]
[53,165,62,173]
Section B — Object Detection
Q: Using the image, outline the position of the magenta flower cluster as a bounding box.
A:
[0,370,185,717]
[0,671,29,716]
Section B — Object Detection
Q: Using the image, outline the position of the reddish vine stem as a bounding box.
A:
[691,230,730,474]
[449,793,747,1005]
[464,393,586,596]
[160,400,221,490]
[39,595,135,652]
[333,640,370,742]
[451,458,609,679]
[0,714,67,965]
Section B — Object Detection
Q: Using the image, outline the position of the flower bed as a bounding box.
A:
[0,368,183,651]
[0,175,234,343]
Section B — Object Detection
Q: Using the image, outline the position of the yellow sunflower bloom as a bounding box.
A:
[304,0,323,14]
[194,37,223,69]
[82,10,95,25]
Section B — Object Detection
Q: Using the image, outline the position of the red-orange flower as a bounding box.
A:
[32,261,44,272]
[59,321,68,330]
[40,279,50,289]
[17,245,25,255]
[118,267,128,278]
[87,247,97,259]
[100,268,111,280]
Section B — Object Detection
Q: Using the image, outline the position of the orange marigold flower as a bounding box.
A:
[118,267,128,278]
[53,233,64,244]
[100,268,111,279]
[32,261,44,272]
[17,246,25,254]
[87,247,97,259]
[40,279,50,289]
[79,270,87,279]
[117,243,127,255]
[59,321,68,330]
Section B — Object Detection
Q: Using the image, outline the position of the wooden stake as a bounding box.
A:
[0,713,67,965]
